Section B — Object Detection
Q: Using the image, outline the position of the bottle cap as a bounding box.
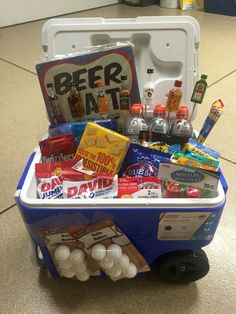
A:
[130,103,144,114]
[147,69,154,74]
[96,81,105,87]
[154,104,166,115]
[176,105,189,119]
[201,74,208,80]
[174,80,182,88]
[121,75,127,80]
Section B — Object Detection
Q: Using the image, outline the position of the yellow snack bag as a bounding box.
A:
[75,122,130,174]
[179,0,197,10]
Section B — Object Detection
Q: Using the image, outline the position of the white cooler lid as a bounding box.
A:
[41,16,200,119]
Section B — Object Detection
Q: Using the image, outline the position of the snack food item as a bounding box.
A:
[39,134,75,163]
[158,162,220,192]
[183,138,220,159]
[119,143,170,178]
[186,186,201,198]
[171,151,220,171]
[63,171,118,199]
[146,142,181,155]
[35,161,65,199]
[48,119,118,147]
[118,177,162,198]
[197,99,224,144]
[75,122,130,174]
[165,182,181,198]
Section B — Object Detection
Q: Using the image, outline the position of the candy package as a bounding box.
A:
[183,138,220,159]
[119,143,170,177]
[48,118,118,147]
[171,151,220,171]
[39,134,75,163]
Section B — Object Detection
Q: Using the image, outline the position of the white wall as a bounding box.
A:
[0,0,120,27]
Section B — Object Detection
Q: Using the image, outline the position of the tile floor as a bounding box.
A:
[0,3,236,314]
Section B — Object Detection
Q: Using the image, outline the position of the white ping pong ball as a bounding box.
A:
[62,268,76,278]
[107,244,122,260]
[69,249,85,265]
[123,263,137,279]
[100,256,114,269]
[74,261,87,273]
[109,265,122,278]
[91,244,106,261]
[54,245,70,261]
[116,254,129,270]
[76,271,90,281]
[59,259,72,270]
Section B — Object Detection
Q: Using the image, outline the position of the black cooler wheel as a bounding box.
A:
[156,249,210,283]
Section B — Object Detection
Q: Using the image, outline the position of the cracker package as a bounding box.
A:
[75,122,130,174]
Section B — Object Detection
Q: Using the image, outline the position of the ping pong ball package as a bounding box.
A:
[41,219,150,281]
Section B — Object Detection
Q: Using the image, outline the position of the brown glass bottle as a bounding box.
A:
[96,81,109,115]
[119,75,130,110]
[67,82,85,120]
[46,83,66,124]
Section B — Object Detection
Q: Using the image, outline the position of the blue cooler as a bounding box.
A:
[15,16,228,284]
[205,0,236,16]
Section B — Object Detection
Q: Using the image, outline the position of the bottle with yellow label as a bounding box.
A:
[166,80,183,122]
[96,81,109,116]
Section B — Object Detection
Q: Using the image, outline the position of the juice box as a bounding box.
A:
[75,122,130,174]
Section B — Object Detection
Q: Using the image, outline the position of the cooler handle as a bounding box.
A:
[17,151,36,190]
[220,170,228,194]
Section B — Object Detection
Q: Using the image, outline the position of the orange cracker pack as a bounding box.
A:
[75,122,130,174]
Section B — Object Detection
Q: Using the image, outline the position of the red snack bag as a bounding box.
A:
[63,161,118,199]
[35,159,84,199]
[39,134,75,163]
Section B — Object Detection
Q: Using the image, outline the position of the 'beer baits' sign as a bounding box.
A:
[36,43,141,130]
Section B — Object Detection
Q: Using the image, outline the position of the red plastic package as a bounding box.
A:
[63,160,118,199]
[35,159,84,199]
[35,159,117,200]
[118,177,162,198]
[39,134,75,163]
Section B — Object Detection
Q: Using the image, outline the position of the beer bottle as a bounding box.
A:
[67,82,85,120]
[119,75,130,111]
[46,83,65,124]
